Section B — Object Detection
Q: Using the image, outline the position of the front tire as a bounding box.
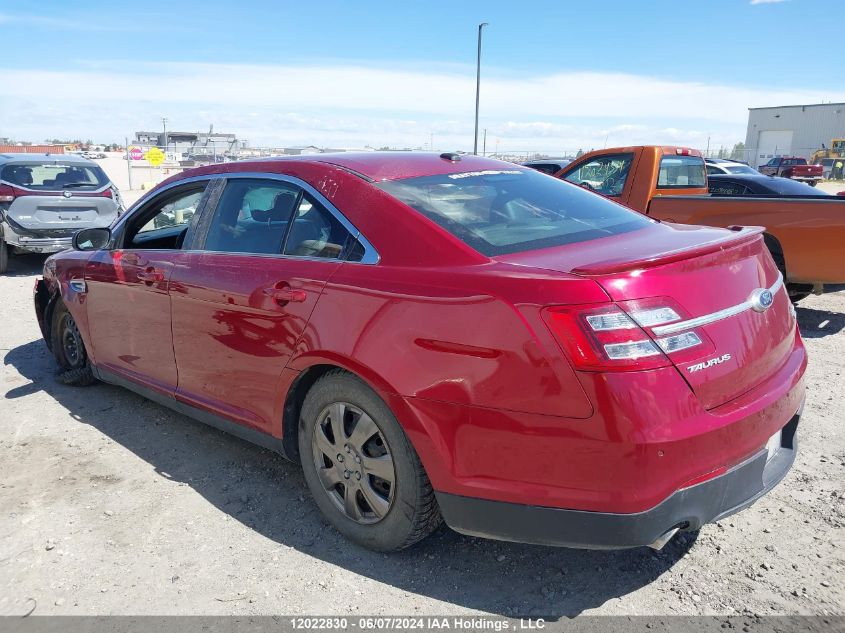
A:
[50,301,97,386]
[0,239,8,274]
[298,370,441,551]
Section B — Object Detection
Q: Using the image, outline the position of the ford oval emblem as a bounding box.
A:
[749,288,774,313]
[62,191,73,198]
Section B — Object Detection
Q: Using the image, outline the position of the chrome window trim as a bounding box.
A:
[651,273,784,336]
[210,171,380,265]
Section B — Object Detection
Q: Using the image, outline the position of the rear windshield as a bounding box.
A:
[657,155,706,188]
[0,162,109,191]
[377,168,652,256]
[762,177,832,196]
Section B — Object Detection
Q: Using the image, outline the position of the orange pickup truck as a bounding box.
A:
[556,146,845,300]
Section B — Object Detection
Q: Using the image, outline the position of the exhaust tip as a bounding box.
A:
[648,527,681,551]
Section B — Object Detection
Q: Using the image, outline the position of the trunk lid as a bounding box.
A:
[497,223,796,409]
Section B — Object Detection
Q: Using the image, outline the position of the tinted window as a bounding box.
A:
[1,162,109,191]
[657,155,706,188]
[705,164,725,175]
[204,179,301,255]
[708,181,749,196]
[378,168,651,256]
[563,153,633,196]
[283,195,352,260]
[527,163,559,175]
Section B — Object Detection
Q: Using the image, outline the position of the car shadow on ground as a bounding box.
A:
[4,339,695,618]
[796,304,845,339]
[2,253,48,277]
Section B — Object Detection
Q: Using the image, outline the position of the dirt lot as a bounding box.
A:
[1,254,843,619]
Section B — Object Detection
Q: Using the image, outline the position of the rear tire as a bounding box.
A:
[0,239,8,274]
[50,301,97,386]
[298,370,441,551]
[770,250,811,304]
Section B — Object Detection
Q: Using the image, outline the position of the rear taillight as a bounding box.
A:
[0,184,15,203]
[543,297,713,372]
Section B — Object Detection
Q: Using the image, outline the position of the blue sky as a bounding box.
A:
[1,0,842,153]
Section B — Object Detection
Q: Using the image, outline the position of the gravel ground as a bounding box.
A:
[0,254,843,619]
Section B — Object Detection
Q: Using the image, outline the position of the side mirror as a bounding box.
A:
[72,227,111,251]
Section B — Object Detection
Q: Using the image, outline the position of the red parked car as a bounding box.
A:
[34,153,806,552]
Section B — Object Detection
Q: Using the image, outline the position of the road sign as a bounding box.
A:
[146,147,165,167]
[128,146,143,161]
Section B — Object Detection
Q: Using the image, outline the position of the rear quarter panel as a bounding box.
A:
[646,196,845,284]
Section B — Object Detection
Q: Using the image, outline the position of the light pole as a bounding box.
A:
[161,117,168,152]
[473,22,489,156]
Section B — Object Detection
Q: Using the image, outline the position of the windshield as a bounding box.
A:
[377,168,652,256]
[725,164,758,175]
[0,162,109,191]
[657,155,706,188]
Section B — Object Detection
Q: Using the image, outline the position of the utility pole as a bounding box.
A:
[161,117,168,152]
[483,129,487,156]
[430,132,434,152]
[473,22,489,156]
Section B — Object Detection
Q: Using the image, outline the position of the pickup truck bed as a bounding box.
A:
[556,146,845,295]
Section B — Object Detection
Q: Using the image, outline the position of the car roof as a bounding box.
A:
[704,158,742,164]
[0,153,98,166]
[184,151,529,182]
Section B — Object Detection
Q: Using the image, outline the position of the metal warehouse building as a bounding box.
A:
[744,102,845,168]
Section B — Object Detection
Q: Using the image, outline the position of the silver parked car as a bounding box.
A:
[0,153,123,273]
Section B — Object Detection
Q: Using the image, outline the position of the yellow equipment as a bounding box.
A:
[810,139,845,164]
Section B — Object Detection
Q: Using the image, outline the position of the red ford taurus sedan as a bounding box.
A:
[34,152,806,552]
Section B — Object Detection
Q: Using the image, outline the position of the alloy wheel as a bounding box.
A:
[311,401,396,524]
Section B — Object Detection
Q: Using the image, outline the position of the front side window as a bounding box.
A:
[378,168,651,256]
[563,153,633,196]
[656,155,706,188]
[0,162,109,191]
[126,186,206,249]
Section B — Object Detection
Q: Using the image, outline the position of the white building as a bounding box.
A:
[744,102,845,168]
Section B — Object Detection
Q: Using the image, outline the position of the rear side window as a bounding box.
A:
[283,196,353,260]
[377,168,652,257]
[656,155,706,188]
[203,178,356,259]
[204,179,302,255]
[0,162,109,190]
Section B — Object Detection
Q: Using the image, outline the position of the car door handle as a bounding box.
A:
[137,268,165,284]
[263,286,307,304]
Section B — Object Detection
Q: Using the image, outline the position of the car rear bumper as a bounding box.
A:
[436,407,800,549]
[1,222,73,253]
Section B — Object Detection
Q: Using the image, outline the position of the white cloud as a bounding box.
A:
[0,60,838,152]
